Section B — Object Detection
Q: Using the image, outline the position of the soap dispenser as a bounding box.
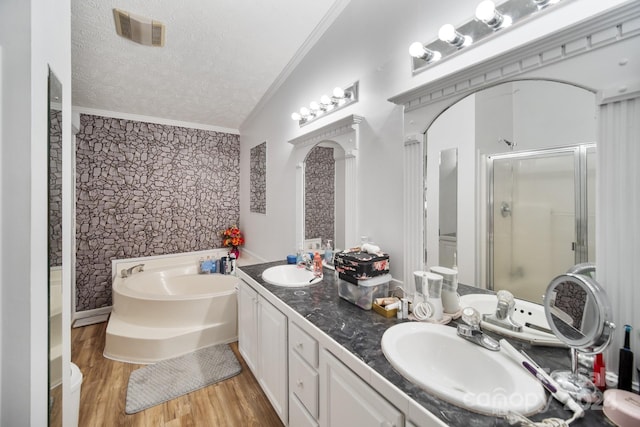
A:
[324,239,333,264]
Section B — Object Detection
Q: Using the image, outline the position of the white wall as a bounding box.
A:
[239,0,629,286]
[0,0,71,425]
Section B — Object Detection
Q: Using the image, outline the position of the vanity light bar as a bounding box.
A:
[409,0,562,74]
[290,82,359,127]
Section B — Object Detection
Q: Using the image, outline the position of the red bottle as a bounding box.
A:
[593,352,606,392]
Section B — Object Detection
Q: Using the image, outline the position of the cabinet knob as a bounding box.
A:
[296,342,303,349]
[296,379,303,388]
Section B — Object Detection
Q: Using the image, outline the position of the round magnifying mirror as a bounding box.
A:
[543,268,615,403]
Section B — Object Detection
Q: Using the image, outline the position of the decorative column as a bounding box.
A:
[403,134,425,299]
[597,87,640,372]
[344,150,358,248]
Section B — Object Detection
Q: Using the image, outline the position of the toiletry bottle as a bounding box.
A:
[324,239,333,264]
[593,352,606,392]
[296,245,304,265]
[228,253,237,276]
[313,252,322,277]
[210,258,217,274]
[219,256,227,275]
[618,324,634,391]
[198,257,205,274]
[202,256,212,274]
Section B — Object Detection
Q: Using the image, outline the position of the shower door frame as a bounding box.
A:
[486,144,595,291]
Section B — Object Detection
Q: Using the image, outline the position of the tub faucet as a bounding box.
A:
[482,290,523,332]
[121,263,145,278]
[457,307,501,351]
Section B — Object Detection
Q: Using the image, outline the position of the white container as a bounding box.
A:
[70,362,83,427]
[430,266,460,314]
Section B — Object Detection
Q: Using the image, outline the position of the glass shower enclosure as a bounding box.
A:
[487,144,595,303]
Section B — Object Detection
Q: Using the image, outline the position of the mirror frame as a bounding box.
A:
[544,272,614,353]
[289,114,363,250]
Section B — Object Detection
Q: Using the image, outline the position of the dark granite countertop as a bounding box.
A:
[239,261,609,427]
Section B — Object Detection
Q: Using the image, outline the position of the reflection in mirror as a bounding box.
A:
[544,271,615,403]
[249,141,266,214]
[48,68,63,426]
[439,149,457,268]
[424,80,597,300]
[304,143,346,251]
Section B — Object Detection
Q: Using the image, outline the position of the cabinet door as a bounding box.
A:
[258,297,288,425]
[237,280,258,374]
[320,350,403,427]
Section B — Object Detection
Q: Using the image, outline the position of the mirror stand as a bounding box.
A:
[550,347,602,404]
[544,270,615,404]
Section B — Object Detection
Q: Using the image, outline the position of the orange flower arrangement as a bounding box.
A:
[222,225,245,248]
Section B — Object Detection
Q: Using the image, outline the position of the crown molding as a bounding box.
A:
[72,106,240,135]
[389,1,640,111]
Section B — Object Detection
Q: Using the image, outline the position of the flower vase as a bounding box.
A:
[230,246,240,259]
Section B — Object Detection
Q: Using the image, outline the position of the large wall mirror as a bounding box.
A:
[48,68,63,426]
[290,114,362,252]
[424,80,596,303]
[304,143,346,251]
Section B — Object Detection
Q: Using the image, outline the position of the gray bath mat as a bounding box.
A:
[125,344,241,414]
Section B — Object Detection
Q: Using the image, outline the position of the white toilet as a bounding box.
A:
[70,362,83,427]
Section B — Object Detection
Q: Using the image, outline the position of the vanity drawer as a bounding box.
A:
[290,394,319,427]
[290,322,318,368]
[290,351,319,418]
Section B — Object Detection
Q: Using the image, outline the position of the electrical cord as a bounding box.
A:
[505,410,583,426]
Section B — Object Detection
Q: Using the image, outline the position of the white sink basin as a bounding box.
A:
[381,323,546,416]
[459,294,563,346]
[262,265,322,287]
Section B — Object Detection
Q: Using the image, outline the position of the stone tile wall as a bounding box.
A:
[305,146,335,244]
[75,114,240,310]
[49,109,63,267]
[250,141,266,213]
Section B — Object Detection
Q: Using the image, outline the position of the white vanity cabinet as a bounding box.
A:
[237,280,288,425]
[320,349,404,427]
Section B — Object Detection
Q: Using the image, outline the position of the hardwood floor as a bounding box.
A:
[72,322,283,426]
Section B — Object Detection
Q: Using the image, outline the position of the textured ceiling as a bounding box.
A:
[71,0,341,131]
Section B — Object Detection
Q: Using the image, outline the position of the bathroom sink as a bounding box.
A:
[459,294,563,346]
[261,265,322,287]
[381,322,546,416]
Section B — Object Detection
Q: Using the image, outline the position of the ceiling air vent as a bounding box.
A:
[113,8,165,47]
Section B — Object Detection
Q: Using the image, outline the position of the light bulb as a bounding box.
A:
[309,101,320,111]
[291,112,301,121]
[332,87,345,98]
[438,24,471,47]
[409,42,426,58]
[475,1,497,22]
[438,24,457,43]
[476,1,511,29]
[299,107,310,117]
[320,94,332,105]
[409,41,442,62]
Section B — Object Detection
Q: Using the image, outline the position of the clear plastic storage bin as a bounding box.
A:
[338,274,391,310]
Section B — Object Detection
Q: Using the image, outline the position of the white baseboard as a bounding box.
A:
[73,306,111,328]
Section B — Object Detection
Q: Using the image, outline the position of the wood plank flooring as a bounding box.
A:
[72,322,284,426]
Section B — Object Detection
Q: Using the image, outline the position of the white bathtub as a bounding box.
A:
[104,261,239,364]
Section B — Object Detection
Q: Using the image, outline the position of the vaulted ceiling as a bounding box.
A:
[72,0,343,131]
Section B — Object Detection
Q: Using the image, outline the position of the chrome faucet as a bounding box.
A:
[121,263,144,278]
[482,290,523,332]
[300,253,313,271]
[457,307,501,351]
